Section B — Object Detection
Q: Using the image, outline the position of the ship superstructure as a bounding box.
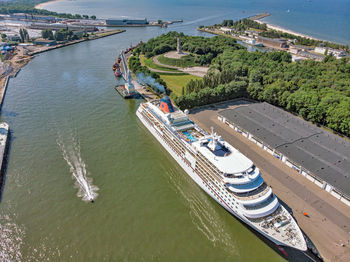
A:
[136,97,307,252]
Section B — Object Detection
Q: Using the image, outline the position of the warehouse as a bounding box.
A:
[105,18,148,26]
[218,102,350,206]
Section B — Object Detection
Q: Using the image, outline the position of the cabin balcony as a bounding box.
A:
[225,175,264,194]
[242,195,279,219]
[222,167,261,185]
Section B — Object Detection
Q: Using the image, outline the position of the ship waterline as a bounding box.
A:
[136,97,307,253]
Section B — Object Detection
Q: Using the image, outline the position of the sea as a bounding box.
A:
[0,0,348,261]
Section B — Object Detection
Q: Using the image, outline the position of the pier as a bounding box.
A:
[248,13,271,21]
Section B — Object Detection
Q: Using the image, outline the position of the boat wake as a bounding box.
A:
[57,133,98,202]
[166,167,238,256]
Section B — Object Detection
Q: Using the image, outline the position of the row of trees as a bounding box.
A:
[221,18,267,31]
[19,28,29,42]
[41,29,82,41]
[176,80,247,109]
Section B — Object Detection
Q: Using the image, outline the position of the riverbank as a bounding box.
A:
[28,29,125,56]
[0,29,125,109]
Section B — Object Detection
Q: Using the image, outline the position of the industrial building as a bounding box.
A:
[257,36,289,48]
[105,18,148,26]
[218,102,350,207]
[29,23,97,32]
[9,13,57,22]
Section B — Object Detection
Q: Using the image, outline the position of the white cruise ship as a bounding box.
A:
[136,96,307,253]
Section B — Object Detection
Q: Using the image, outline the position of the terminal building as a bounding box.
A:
[105,18,148,26]
[218,102,350,207]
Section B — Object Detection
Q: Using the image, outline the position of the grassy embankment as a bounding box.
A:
[157,54,198,68]
[158,73,201,96]
[140,55,202,96]
[140,55,180,72]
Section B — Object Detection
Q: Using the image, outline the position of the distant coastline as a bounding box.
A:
[35,0,66,9]
[37,0,324,43]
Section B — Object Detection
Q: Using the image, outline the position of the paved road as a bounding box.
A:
[189,102,350,262]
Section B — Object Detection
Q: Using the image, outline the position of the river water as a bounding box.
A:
[0,27,283,261]
[0,0,348,261]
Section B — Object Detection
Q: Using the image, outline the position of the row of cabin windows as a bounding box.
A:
[146,113,240,209]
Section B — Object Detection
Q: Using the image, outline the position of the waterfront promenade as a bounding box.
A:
[189,101,350,262]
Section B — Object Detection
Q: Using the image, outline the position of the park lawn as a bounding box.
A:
[140,55,180,72]
[159,73,202,96]
[158,54,198,68]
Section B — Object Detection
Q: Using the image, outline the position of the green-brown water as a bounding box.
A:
[0,28,284,261]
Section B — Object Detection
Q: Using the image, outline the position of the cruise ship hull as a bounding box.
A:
[136,108,303,254]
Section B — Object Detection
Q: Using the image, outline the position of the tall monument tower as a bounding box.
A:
[176,37,183,54]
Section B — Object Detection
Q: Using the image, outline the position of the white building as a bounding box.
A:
[220,27,233,33]
[314,46,348,59]
[292,55,304,62]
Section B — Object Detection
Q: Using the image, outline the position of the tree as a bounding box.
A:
[54,30,65,41]
[41,29,53,39]
[83,15,89,19]
[19,28,29,43]
[91,15,96,20]
[158,19,162,24]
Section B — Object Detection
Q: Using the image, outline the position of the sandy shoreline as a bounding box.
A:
[35,0,66,9]
[36,0,325,43]
[255,19,322,41]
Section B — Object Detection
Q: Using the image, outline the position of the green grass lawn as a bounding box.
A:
[140,55,180,72]
[159,73,202,96]
[158,54,198,68]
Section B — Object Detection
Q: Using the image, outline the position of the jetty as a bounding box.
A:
[247,13,270,21]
